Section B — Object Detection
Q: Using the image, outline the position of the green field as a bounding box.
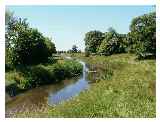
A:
[13,53,155,117]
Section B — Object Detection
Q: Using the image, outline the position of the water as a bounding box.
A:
[48,60,90,105]
[6,57,90,115]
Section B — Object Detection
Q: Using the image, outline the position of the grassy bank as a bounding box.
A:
[6,59,83,96]
[10,53,156,117]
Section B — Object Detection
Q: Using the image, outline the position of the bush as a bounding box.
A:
[13,72,31,89]
[13,60,83,89]
[5,63,14,71]
[45,56,57,64]
[85,51,90,57]
[63,60,83,77]
[86,62,113,83]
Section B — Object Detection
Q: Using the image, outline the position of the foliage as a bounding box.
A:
[84,30,104,53]
[5,10,14,26]
[45,37,57,55]
[6,60,83,89]
[98,28,126,55]
[11,54,155,117]
[84,28,127,56]
[66,50,72,53]
[63,60,83,76]
[72,45,78,53]
[84,12,156,60]
[46,56,57,64]
[87,62,113,83]
[129,12,156,59]
[47,54,155,117]
[5,11,56,66]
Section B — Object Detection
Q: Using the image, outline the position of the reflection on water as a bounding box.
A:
[48,60,90,105]
[48,77,89,105]
[6,58,91,115]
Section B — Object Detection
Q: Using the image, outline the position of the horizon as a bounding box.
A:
[6,5,155,51]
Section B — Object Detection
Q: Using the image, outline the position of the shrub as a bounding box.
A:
[13,60,83,89]
[87,63,113,83]
[85,51,90,57]
[5,63,14,71]
[45,56,57,64]
[84,47,90,57]
[63,60,83,77]
[13,72,31,89]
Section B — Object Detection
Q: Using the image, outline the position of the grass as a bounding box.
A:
[6,71,17,86]
[5,59,83,96]
[8,53,156,117]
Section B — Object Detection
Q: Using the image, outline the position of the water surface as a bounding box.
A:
[6,58,91,116]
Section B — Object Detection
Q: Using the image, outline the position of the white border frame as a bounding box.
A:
[0,0,5,119]
[4,0,156,5]
[0,0,159,121]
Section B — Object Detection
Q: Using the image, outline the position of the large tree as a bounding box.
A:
[5,11,56,66]
[84,30,104,53]
[129,12,156,59]
[98,28,126,55]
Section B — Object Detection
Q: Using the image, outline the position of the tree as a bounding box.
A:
[129,12,156,59]
[72,45,78,53]
[5,11,56,66]
[77,50,81,53]
[5,10,14,65]
[84,30,104,53]
[5,10,14,26]
[98,28,126,55]
[45,37,56,56]
[108,27,117,35]
[5,13,30,65]
[67,50,72,53]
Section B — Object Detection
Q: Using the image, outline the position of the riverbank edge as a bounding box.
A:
[5,59,83,98]
[6,53,156,117]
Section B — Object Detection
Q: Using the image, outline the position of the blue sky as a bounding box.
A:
[6,6,155,51]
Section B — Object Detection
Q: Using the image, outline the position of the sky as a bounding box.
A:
[6,6,155,51]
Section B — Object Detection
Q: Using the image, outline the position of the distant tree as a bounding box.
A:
[67,49,72,53]
[107,27,117,35]
[72,45,78,53]
[77,50,81,53]
[84,30,104,53]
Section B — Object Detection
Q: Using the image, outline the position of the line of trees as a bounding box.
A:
[5,10,56,66]
[57,45,81,54]
[84,12,156,59]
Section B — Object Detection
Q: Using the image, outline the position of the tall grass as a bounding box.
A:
[6,60,83,92]
[7,54,156,117]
